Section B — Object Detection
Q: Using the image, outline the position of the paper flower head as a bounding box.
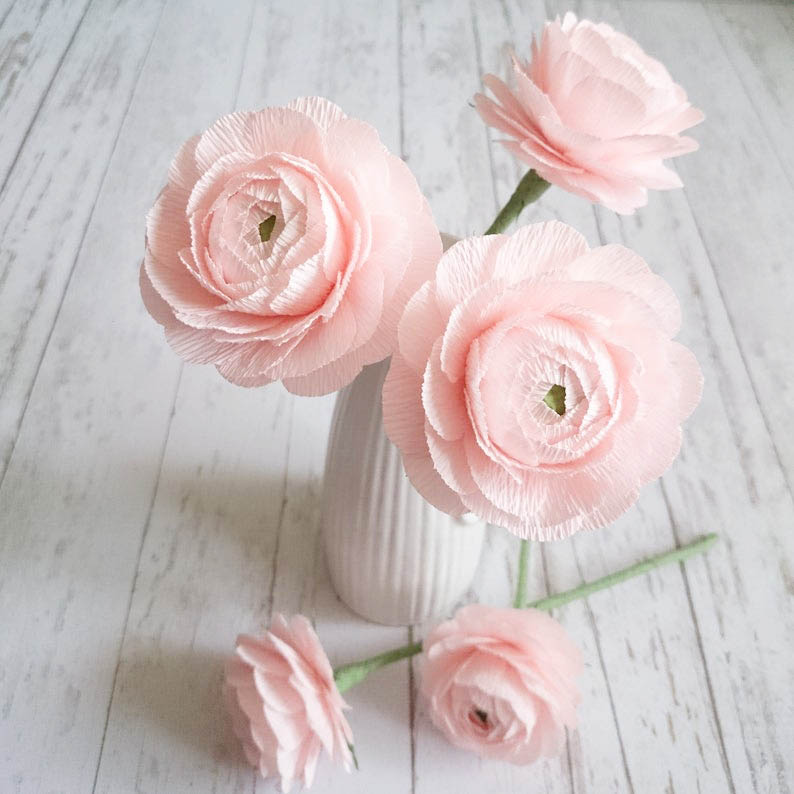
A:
[421,604,582,764]
[141,97,441,395]
[223,614,353,791]
[475,12,703,213]
[383,221,702,540]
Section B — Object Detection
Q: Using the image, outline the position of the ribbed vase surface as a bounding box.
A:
[322,359,486,625]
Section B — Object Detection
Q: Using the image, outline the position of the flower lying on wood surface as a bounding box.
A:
[225,538,716,783]
[383,221,702,540]
[141,97,441,395]
[225,604,580,784]
[421,604,582,764]
[475,12,703,214]
[223,614,354,791]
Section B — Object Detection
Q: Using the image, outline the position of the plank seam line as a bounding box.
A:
[700,0,794,190]
[396,0,405,161]
[408,624,417,794]
[590,204,607,247]
[230,0,256,111]
[0,0,168,494]
[266,399,294,622]
[0,0,94,198]
[659,480,737,794]
[565,732,576,794]
[468,0,499,216]
[773,4,794,38]
[395,8,419,789]
[496,0,515,41]
[540,540,576,793]
[572,539,637,794]
[0,0,20,34]
[82,17,175,784]
[89,365,183,793]
[681,188,794,503]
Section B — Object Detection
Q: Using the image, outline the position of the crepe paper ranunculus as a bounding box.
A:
[382,221,703,540]
[474,12,704,215]
[420,604,582,764]
[140,97,442,396]
[223,614,354,791]
[316,535,716,766]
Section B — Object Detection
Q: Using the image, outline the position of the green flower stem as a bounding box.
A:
[514,540,530,609]
[332,534,717,693]
[334,641,423,694]
[527,533,718,612]
[484,169,551,235]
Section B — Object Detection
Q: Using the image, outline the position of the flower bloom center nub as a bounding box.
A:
[470,708,490,729]
[258,214,277,243]
[543,383,566,416]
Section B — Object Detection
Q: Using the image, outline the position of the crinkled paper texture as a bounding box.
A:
[141,97,442,394]
[474,12,704,213]
[420,604,583,765]
[383,221,703,540]
[223,614,353,791]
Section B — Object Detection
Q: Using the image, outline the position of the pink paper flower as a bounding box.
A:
[475,12,703,214]
[223,614,353,791]
[382,222,702,540]
[141,97,441,395]
[421,604,582,764]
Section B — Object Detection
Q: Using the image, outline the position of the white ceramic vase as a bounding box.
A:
[321,358,486,626]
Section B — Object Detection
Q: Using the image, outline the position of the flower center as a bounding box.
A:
[258,214,277,243]
[543,383,566,416]
[470,708,490,728]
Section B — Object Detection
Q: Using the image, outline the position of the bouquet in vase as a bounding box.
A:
[140,12,710,790]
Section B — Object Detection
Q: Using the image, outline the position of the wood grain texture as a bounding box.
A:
[617,0,794,493]
[0,0,165,482]
[0,0,92,185]
[0,1,792,792]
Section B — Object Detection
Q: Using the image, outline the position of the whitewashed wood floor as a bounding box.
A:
[1,0,792,792]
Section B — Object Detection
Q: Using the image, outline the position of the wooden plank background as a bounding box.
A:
[0,1,792,791]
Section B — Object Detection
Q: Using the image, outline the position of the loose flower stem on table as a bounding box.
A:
[525,534,718,611]
[333,533,718,693]
[333,641,424,694]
